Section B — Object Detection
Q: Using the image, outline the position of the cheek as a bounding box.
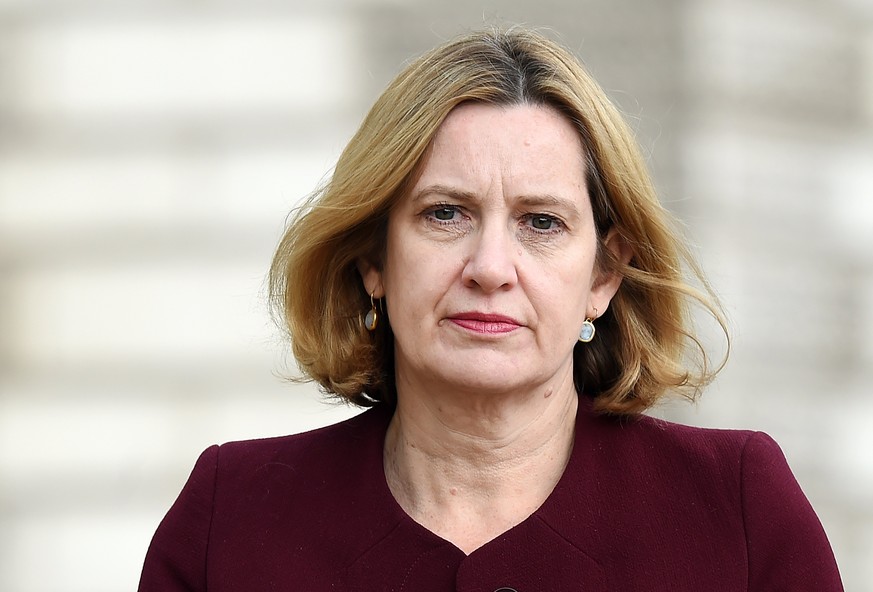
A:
[552,261,592,316]
[380,220,408,290]
[528,269,590,317]
[548,251,597,293]
[382,241,441,314]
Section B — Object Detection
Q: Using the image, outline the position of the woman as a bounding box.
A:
[139,28,843,591]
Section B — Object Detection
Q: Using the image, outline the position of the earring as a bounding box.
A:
[578,308,597,343]
[364,292,379,332]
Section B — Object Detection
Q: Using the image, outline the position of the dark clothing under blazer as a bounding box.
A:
[139,398,843,591]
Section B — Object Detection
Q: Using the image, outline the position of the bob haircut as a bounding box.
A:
[269,27,727,415]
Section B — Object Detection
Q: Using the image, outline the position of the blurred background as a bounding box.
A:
[1,0,871,590]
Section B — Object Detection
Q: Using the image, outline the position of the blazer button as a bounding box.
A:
[494,589,517,592]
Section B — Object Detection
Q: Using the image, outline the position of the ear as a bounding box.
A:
[588,227,633,317]
[356,259,385,298]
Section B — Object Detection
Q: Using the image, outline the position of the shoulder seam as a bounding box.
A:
[203,444,220,589]
[740,430,762,592]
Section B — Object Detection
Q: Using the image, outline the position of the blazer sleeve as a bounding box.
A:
[138,445,219,592]
[741,432,843,591]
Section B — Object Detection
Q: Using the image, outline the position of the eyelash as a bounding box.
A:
[421,203,565,235]
[522,213,564,234]
[423,203,463,225]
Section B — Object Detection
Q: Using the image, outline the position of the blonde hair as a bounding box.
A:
[269,27,728,414]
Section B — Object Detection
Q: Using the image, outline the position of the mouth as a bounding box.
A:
[447,312,523,335]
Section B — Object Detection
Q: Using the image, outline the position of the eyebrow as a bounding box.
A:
[411,184,583,218]
[410,184,477,205]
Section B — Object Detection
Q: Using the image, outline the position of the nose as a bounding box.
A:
[461,221,519,293]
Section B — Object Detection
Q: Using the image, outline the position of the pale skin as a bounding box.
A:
[359,103,632,554]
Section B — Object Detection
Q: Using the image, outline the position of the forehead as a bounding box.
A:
[413,102,588,196]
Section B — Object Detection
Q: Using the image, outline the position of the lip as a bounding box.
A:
[447,312,523,335]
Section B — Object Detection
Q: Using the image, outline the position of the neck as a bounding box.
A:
[383,366,579,554]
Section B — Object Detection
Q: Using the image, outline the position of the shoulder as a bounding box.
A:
[629,415,798,484]
[578,410,804,514]
[165,405,390,517]
[139,405,397,590]
[215,405,388,466]
[201,405,392,499]
[587,409,767,476]
[602,416,842,588]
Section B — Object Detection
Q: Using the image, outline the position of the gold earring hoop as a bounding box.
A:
[578,307,597,343]
[364,292,379,332]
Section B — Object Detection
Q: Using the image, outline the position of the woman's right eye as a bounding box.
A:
[429,206,458,221]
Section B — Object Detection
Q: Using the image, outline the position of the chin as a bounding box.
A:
[441,359,548,394]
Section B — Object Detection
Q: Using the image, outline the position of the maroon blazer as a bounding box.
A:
[139,398,843,591]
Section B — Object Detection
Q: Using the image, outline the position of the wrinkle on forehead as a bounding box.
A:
[409,103,590,218]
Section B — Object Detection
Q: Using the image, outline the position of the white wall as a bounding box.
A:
[1,1,870,590]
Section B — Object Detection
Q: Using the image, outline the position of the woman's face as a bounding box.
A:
[361,102,625,398]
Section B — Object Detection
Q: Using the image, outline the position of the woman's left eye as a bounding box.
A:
[526,214,560,231]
